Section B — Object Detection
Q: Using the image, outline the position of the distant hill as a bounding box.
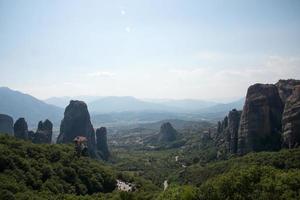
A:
[198,98,245,113]
[146,99,217,111]
[0,87,244,128]
[46,95,230,114]
[44,95,102,108]
[137,119,213,131]
[0,87,63,127]
[88,96,177,113]
[43,96,71,108]
[89,98,245,127]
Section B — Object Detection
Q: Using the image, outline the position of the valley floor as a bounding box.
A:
[1,133,300,200]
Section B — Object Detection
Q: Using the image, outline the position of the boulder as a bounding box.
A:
[14,118,28,140]
[33,119,53,144]
[0,114,14,135]
[96,127,110,160]
[158,122,177,142]
[282,85,300,148]
[238,84,283,155]
[57,100,96,157]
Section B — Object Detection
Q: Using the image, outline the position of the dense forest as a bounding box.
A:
[1,134,300,200]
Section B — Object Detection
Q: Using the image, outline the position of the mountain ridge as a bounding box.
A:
[0,87,63,127]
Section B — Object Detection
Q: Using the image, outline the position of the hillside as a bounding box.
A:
[109,125,300,200]
[0,87,63,127]
[1,133,300,199]
[0,135,159,200]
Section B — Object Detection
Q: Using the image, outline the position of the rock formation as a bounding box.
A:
[217,121,222,134]
[57,100,96,157]
[14,118,28,140]
[276,79,300,104]
[238,84,283,155]
[158,122,177,142]
[32,119,53,144]
[0,114,14,135]
[215,79,300,156]
[28,131,35,141]
[282,85,300,148]
[228,109,242,154]
[201,129,212,141]
[96,127,110,160]
[216,109,242,154]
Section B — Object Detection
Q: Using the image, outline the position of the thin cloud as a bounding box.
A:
[125,26,131,33]
[194,51,226,61]
[86,71,115,78]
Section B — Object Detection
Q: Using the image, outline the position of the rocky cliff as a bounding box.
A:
[0,114,14,135]
[282,85,300,148]
[57,100,96,157]
[275,79,300,104]
[217,109,242,155]
[32,119,53,144]
[14,118,28,140]
[228,109,242,154]
[238,84,283,154]
[96,127,110,160]
[217,79,300,156]
[158,122,177,142]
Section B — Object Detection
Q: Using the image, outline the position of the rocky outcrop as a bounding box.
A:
[228,109,242,153]
[158,122,177,142]
[14,118,28,140]
[28,131,35,141]
[32,119,53,144]
[96,127,110,160]
[214,79,300,156]
[0,114,14,135]
[216,109,242,154]
[238,84,283,155]
[276,79,300,104]
[57,100,96,157]
[282,85,300,148]
[201,129,212,141]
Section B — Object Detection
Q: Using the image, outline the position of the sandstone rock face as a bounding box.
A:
[33,119,53,144]
[238,84,283,155]
[57,100,96,157]
[217,121,222,134]
[276,79,300,104]
[0,114,14,135]
[228,109,242,154]
[216,109,242,154]
[14,118,28,140]
[282,85,300,148]
[158,122,177,142]
[28,131,35,141]
[96,127,110,160]
[215,79,300,156]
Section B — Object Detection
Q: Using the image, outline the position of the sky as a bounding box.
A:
[0,0,300,102]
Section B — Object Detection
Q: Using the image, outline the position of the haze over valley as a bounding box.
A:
[1,1,300,199]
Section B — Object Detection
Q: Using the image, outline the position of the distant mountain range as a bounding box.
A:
[0,87,63,127]
[44,95,102,108]
[45,95,243,114]
[0,87,244,128]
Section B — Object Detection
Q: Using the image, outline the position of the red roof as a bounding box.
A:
[73,136,88,142]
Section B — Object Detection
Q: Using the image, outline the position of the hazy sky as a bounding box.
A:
[1,0,300,102]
